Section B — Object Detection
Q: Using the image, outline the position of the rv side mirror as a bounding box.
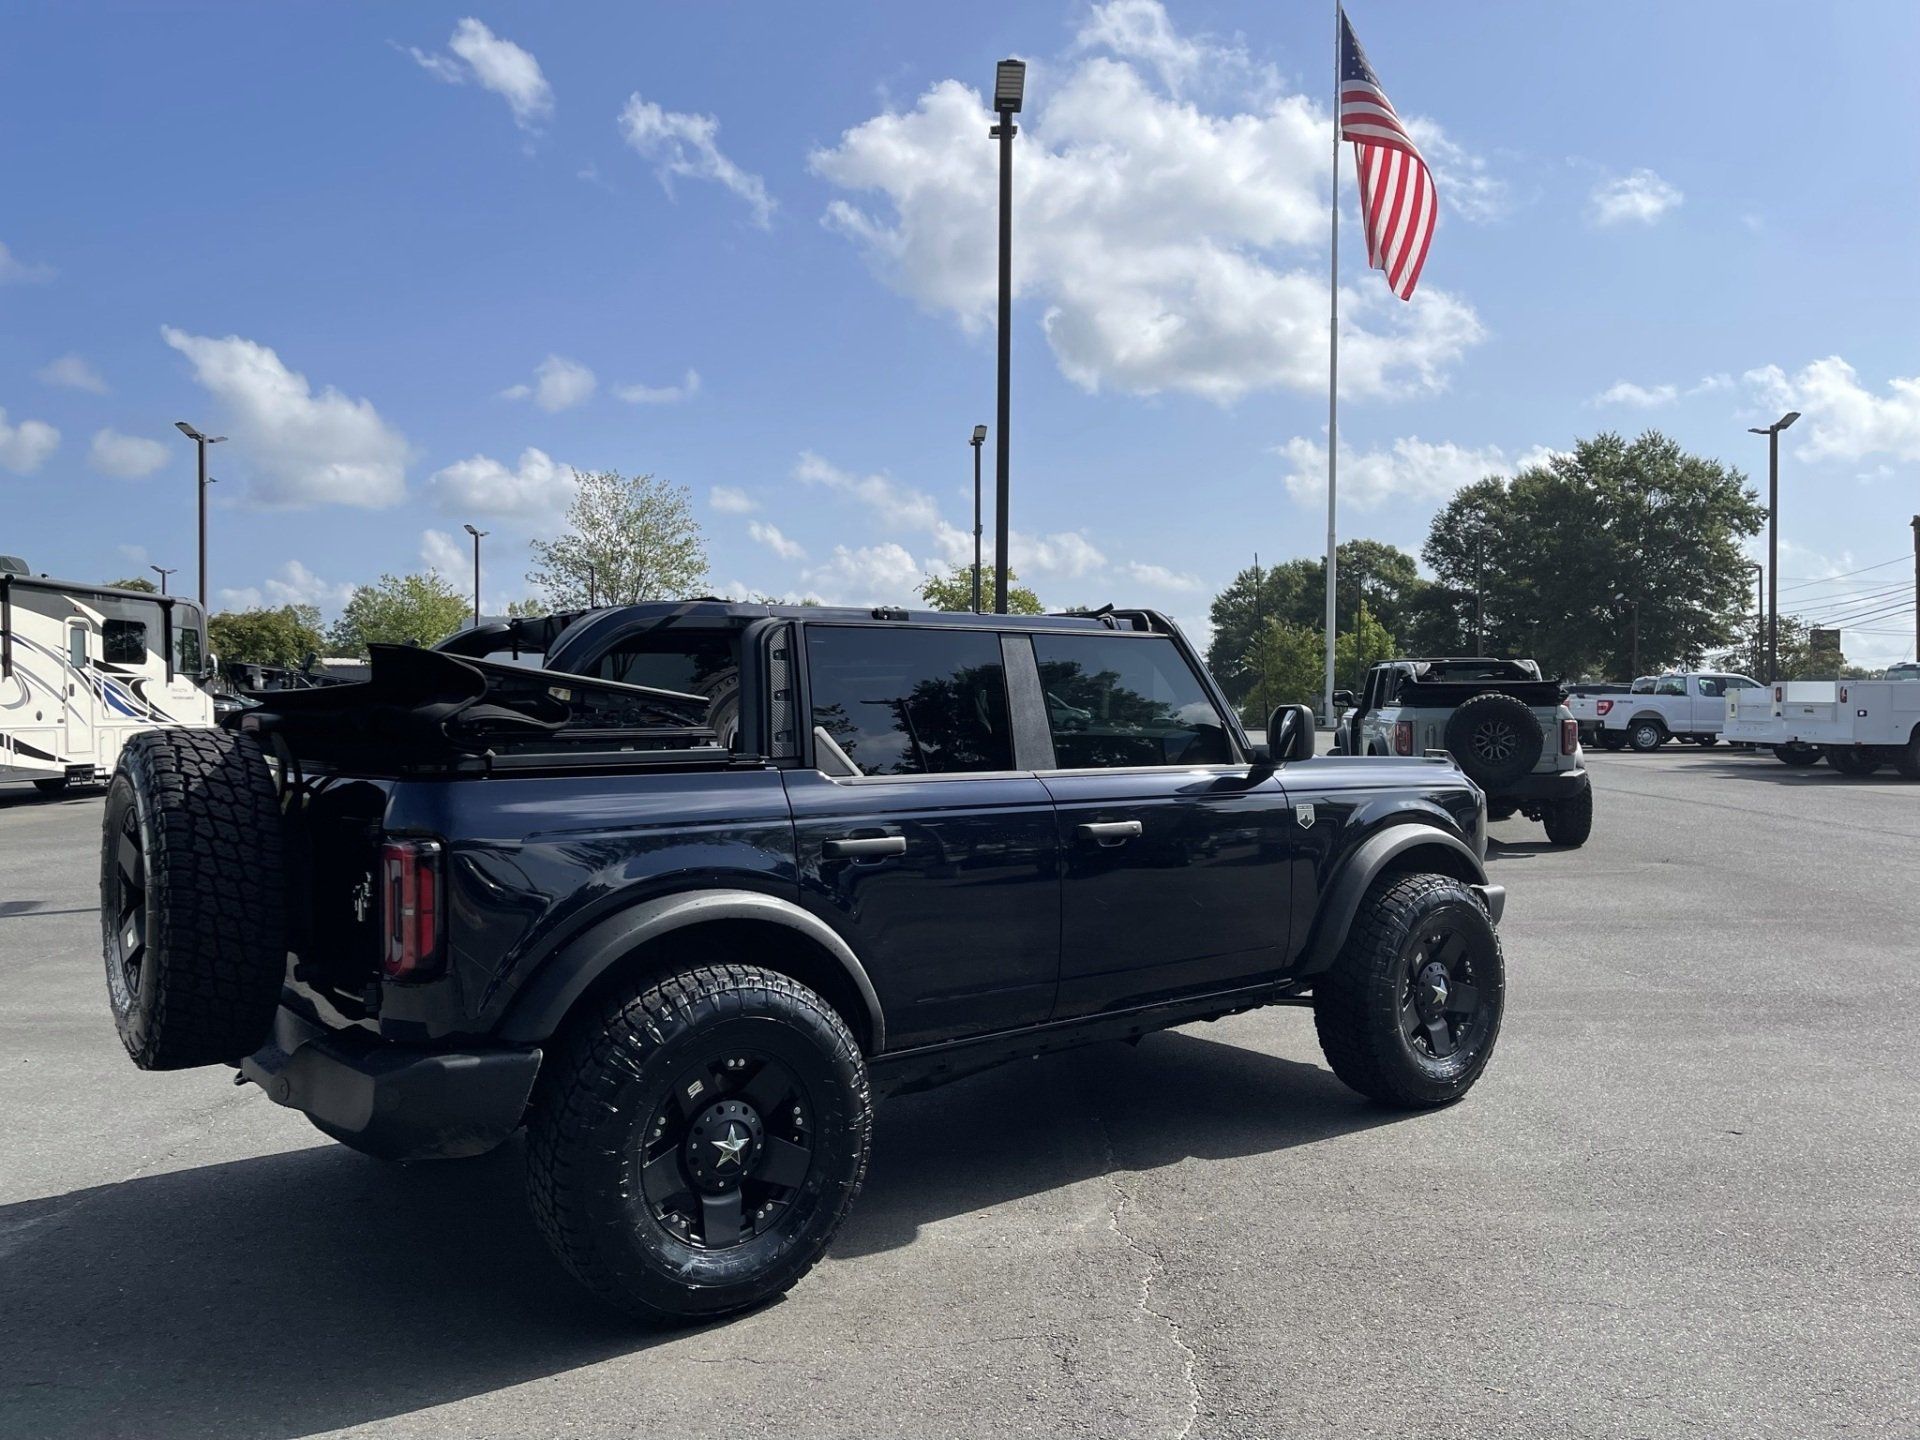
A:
[1331,689,1355,710]
[1266,703,1316,763]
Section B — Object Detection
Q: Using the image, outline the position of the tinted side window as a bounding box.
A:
[1656,676,1686,696]
[1033,634,1231,769]
[805,627,1012,776]
[1695,677,1723,698]
[176,622,203,675]
[103,619,147,665]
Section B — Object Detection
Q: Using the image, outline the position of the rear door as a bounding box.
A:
[1033,630,1296,1017]
[785,623,1060,1050]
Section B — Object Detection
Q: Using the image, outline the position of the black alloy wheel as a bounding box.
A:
[1399,926,1493,1066]
[640,1051,817,1251]
[1469,718,1521,769]
[104,799,148,1008]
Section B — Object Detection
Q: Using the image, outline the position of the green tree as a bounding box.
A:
[919,564,1044,615]
[1239,619,1323,724]
[1423,433,1764,678]
[328,572,471,656]
[106,576,159,593]
[208,605,327,667]
[1205,541,1422,705]
[528,469,708,608]
[1336,601,1397,691]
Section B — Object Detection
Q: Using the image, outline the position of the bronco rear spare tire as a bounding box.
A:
[100,729,287,1070]
[1442,691,1542,788]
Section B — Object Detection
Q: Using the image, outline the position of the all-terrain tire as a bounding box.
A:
[1314,873,1505,1108]
[526,964,871,1324]
[1542,779,1594,847]
[1443,692,1543,789]
[1627,719,1666,752]
[1774,744,1821,768]
[99,729,286,1070]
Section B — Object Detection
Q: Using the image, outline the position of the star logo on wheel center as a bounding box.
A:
[711,1123,750,1168]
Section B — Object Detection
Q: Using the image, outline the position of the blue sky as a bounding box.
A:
[3,1,1917,662]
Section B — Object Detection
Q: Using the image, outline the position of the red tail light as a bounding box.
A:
[1392,720,1414,756]
[1595,699,1614,716]
[1561,718,1579,755]
[381,838,444,980]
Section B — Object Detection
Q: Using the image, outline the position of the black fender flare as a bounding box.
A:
[496,889,887,1053]
[1298,824,1495,977]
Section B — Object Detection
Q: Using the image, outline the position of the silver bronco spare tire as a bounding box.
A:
[100,729,287,1070]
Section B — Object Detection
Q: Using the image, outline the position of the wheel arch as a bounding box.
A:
[496,890,886,1055]
[1628,710,1668,732]
[1297,823,1490,979]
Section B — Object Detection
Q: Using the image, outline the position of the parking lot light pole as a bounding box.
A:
[463,523,488,627]
[174,422,226,607]
[989,58,1025,615]
[1747,410,1800,683]
[1911,517,1919,661]
[148,565,176,596]
[969,425,988,612]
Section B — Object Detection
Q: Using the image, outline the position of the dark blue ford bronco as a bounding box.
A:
[98,602,1507,1322]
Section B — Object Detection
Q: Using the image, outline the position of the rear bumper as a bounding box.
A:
[1490,765,1588,802]
[240,1006,541,1161]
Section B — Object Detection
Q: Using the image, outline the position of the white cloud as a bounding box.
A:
[748,520,806,560]
[1594,380,1678,408]
[37,353,107,393]
[408,18,553,130]
[709,485,756,514]
[803,542,925,601]
[1406,120,1511,223]
[1588,168,1683,227]
[0,408,60,474]
[162,327,409,508]
[1122,560,1202,591]
[88,429,168,478]
[618,95,775,227]
[0,241,54,285]
[616,368,701,405]
[1592,374,1733,408]
[502,354,596,412]
[1074,0,1203,95]
[1015,530,1106,579]
[811,4,1486,402]
[1744,357,1920,463]
[420,527,470,576]
[427,446,574,519]
[1276,434,1520,510]
[216,560,355,614]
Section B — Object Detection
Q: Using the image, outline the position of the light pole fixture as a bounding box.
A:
[969,425,988,613]
[988,57,1025,614]
[1747,410,1800,682]
[174,421,227,606]
[462,523,488,627]
[148,565,177,596]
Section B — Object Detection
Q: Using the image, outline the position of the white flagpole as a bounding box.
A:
[1323,0,1341,726]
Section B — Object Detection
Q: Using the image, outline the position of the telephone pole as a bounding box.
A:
[1911,516,1919,660]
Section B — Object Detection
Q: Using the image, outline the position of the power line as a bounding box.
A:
[1776,556,1909,594]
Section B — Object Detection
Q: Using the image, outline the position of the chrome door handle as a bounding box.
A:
[822,835,907,859]
[1078,820,1143,846]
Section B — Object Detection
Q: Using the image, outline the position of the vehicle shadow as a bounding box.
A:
[0,786,100,812]
[835,1028,1406,1258]
[0,1030,1400,1439]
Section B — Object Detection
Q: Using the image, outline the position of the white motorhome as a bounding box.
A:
[0,568,214,793]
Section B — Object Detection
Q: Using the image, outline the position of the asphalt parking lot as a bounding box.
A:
[3,748,1917,1440]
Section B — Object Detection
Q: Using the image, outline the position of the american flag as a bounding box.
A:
[1339,8,1436,301]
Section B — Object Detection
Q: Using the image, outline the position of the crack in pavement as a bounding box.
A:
[1085,1101,1201,1440]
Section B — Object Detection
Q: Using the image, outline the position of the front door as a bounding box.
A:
[786,624,1060,1051]
[1032,631,1297,1017]
[63,620,92,758]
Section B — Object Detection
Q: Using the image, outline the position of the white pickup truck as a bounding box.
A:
[1571,671,1762,752]
[1724,676,1920,775]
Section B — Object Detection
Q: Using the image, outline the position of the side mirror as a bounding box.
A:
[1331,689,1355,710]
[1265,703,1316,763]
